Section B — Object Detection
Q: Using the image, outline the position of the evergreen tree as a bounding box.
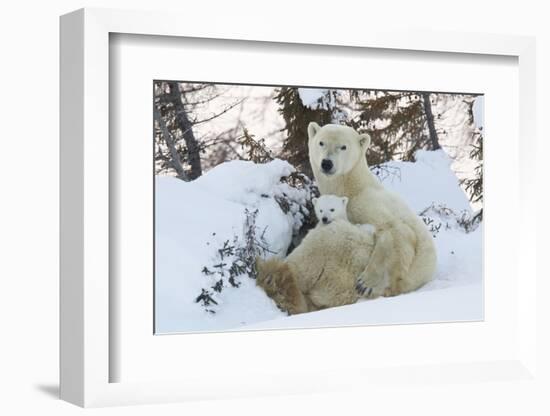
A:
[237,128,274,163]
[274,87,332,177]
[461,127,483,221]
[275,88,446,175]
[352,90,441,164]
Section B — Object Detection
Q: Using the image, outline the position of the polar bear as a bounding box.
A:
[307,122,436,297]
[256,219,374,314]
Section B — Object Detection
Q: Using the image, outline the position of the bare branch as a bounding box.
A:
[191,98,245,126]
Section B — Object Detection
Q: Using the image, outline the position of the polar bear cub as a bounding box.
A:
[312,194,349,225]
[255,194,382,315]
[313,194,376,236]
[256,216,375,314]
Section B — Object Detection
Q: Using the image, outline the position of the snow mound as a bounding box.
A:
[374,150,482,295]
[194,159,294,205]
[378,150,472,213]
[155,160,300,333]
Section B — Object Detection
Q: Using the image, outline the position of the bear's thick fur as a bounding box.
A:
[308,122,436,297]
[256,220,374,314]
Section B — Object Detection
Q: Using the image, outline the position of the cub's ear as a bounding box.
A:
[312,197,318,207]
[342,196,348,206]
[359,133,371,152]
[308,122,321,141]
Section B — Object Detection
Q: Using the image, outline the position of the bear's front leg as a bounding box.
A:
[355,229,391,298]
[355,262,387,298]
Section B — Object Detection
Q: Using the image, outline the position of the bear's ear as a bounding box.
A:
[342,196,348,206]
[308,122,321,141]
[359,133,371,152]
[312,197,318,207]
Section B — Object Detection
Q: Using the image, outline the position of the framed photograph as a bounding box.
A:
[60,8,539,407]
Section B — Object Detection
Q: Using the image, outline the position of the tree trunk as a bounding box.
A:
[154,106,189,181]
[167,81,203,179]
[422,92,441,150]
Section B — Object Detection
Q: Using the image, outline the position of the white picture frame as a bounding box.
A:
[60,7,539,408]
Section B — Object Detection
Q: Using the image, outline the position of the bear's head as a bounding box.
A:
[307,122,371,177]
[312,194,349,225]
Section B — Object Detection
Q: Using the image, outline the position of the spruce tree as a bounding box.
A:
[275,87,332,177]
[352,90,441,164]
[461,128,483,222]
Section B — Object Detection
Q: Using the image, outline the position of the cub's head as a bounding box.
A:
[312,194,349,225]
[307,122,371,177]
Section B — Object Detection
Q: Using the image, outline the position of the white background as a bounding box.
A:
[1,1,548,415]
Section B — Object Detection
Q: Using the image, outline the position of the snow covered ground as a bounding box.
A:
[155,151,482,334]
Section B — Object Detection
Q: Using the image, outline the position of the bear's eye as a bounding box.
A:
[319,209,323,213]
[341,145,347,150]
[319,141,324,146]
[330,208,335,212]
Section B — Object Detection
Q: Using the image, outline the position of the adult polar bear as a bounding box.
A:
[308,122,436,297]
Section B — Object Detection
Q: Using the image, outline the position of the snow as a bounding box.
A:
[297,88,327,107]
[374,150,482,288]
[155,160,296,333]
[155,151,482,334]
[380,150,472,213]
[473,95,484,130]
[192,159,293,205]
[430,94,481,209]
[241,284,482,330]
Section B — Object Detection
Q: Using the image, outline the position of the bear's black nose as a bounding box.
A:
[321,159,333,172]
[322,217,329,224]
